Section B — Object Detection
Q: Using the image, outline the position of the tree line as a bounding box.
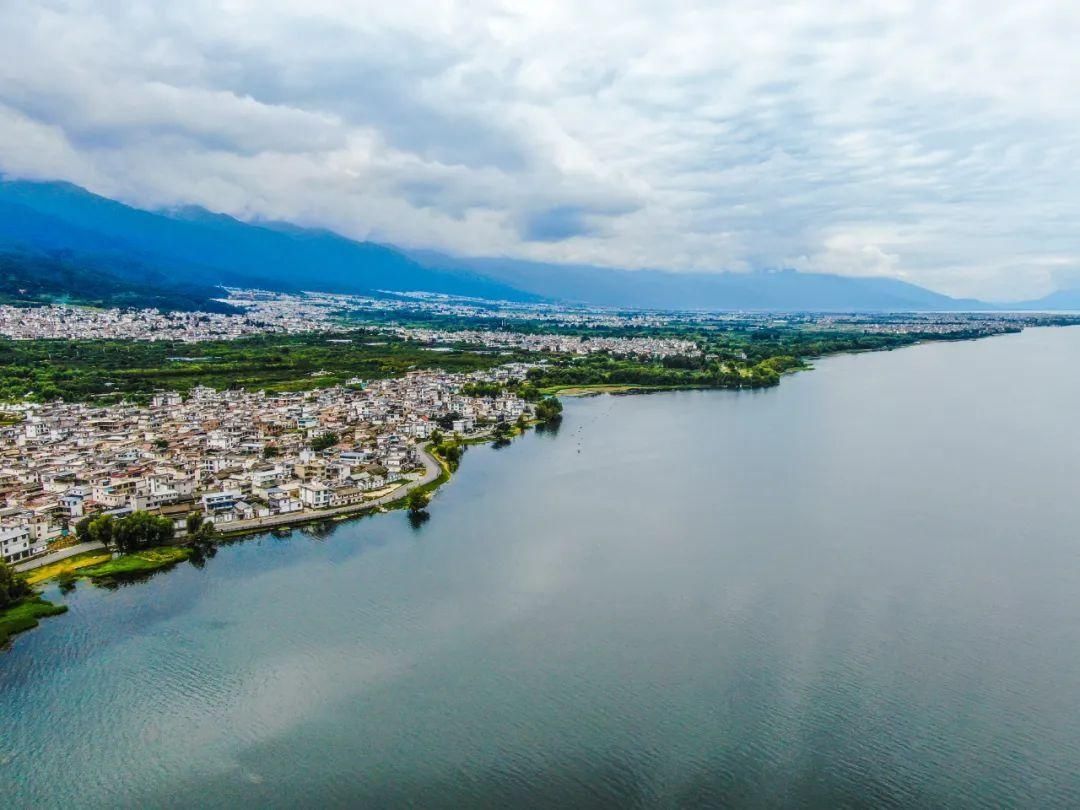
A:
[74,509,218,554]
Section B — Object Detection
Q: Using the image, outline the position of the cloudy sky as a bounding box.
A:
[2,1,1079,300]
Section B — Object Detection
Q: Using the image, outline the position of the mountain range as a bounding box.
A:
[0,178,1074,312]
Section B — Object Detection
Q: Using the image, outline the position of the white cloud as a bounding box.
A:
[789,232,904,280]
[2,0,1080,298]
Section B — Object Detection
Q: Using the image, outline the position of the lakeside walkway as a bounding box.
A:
[14,445,448,573]
[14,541,107,573]
[218,443,444,536]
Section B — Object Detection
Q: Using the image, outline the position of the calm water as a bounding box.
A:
[5,327,1080,808]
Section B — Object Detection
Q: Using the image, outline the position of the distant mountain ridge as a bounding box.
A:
[1011,289,1080,311]
[0,247,238,313]
[408,251,987,312]
[0,179,531,302]
[2,177,1064,312]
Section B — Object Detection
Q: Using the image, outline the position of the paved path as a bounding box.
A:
[220,444,444,535]
[14,541,107,573]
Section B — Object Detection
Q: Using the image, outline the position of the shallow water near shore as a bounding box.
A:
[5,327,1080,807]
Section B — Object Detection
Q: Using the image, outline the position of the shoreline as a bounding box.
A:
[215,441,450,540]
[3,442,459,647]
[12,441,453,577]
[2,327,1056,647]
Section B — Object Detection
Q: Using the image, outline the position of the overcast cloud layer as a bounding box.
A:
[2,1,1079,299]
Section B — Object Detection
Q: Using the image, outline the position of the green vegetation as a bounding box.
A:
[460,380,504,397]
[184,512,217,541]
[540,384,650,396]
[520,327,960,393]
[75,510,175,553]
[0,306,1042,407]
[23,550,112,586]
[66,510,212,583]
[490,420,515,448]
[407,489,431,514]
[0,557,32,609]
[0,596,68,647]
[535,396,563,422]
[526,353,795,391]
[0,558,67,646]
[432,440,465,471]
[0,331,529,403]
[311,431,339,452]
[78,546,193,583]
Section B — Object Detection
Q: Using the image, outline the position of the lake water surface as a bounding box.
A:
[5,327,1080,808]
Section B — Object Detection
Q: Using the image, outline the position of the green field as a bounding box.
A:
[0,316,1048,405]
[0,331,531,403]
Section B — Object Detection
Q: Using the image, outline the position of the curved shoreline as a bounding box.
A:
[215,441,448,539]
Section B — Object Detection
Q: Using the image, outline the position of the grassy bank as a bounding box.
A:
[24,550,112,586]
[0,597,68,646]
[541,384,677,396]
[78,547,192,583]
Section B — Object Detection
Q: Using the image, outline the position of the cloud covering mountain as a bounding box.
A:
[0,178,1000,311]
[2,2,1079,300]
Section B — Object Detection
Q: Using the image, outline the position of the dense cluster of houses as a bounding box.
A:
[382,325,701,358]
[813,313,1030,336]
[0,296,327,342]
[0,366,535,564]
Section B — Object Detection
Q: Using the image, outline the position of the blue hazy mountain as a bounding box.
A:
[408,251,987,312]
[0,177,1005,311]
[0,179,532,301]
[0,247,239,313]
[1010,289,1080,312]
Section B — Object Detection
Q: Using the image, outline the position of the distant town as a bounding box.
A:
[0,287,1066,345]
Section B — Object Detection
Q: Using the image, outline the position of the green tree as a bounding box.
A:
[436,412,462,431]
[185,512,204,537]
[535,396,563,423]
[85,514,116,548]
[437,442,463,470]
[461,381,503,397]
[74,514,95,541]
[90,511,175,553]
[407,489,431,514]
[0,559,32,609]
[311,432,338,452]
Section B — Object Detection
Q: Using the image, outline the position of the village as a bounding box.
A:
[0,364,537,565]
[0,291,700,358]
[0,296,327,342]
[382,324,701,358]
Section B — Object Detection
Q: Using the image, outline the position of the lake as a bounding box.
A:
[5,327,1080,808]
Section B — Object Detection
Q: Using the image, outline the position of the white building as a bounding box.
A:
[300,483,332,508]
[0,524,41,564]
